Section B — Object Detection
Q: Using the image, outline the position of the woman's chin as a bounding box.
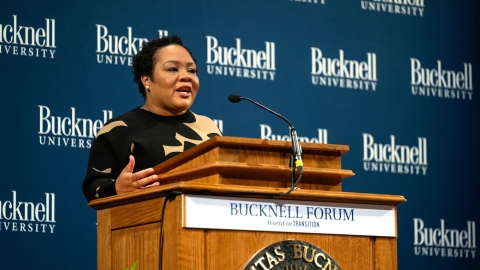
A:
[170,104,192,114]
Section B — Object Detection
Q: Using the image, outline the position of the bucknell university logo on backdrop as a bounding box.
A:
[413,218,477,259]
[205,36,276,81]
[0,15,56,59]
[38,105,113,149]
[311,48,377,92]
[361,0,425,17]
[0,191,56,234]
[95,24,168,66]
[362,133,428,175]
[410,58,474,101]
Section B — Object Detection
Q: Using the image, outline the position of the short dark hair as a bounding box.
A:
[132,35,197,98]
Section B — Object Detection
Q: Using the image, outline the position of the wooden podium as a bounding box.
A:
[88,136,406,270]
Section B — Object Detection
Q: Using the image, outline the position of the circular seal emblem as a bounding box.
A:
[244,240,341,270]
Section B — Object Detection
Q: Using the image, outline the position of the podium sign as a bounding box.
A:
[183,194,397,237]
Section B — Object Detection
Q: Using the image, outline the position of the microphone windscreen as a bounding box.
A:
[228,94,241,103]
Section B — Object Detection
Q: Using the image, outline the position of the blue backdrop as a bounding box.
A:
[1,0,478,268]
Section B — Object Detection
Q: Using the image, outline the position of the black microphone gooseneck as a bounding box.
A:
[228,94,303,196]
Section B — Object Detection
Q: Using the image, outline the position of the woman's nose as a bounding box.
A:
[179,70,192,82]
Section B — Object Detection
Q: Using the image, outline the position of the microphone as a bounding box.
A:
[228,95,295,130]
[228,94,303,195]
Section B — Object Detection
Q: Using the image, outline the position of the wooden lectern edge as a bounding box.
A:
[88,182,406,210]
[207,136,351,152]
[155,161,356,181]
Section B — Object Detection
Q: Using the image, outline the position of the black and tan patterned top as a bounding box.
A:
[82,107,222,202]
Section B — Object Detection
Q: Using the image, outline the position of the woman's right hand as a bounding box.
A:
[115,155,159,195]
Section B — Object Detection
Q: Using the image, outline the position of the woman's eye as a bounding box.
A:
[188,69,197,74]
[167,67,178,72]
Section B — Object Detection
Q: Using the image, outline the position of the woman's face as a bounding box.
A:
[142,44,199,116]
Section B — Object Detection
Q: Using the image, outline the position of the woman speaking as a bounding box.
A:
[82,35,222,202]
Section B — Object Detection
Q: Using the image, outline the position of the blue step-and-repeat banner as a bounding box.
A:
[1,0,478,269]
